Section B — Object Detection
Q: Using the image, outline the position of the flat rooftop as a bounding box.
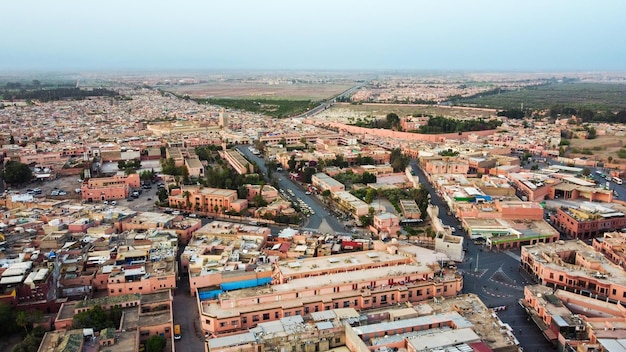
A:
[524,240,626,286]
[278,250,411,277]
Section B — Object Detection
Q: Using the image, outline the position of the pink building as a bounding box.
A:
[198,250,463,335]
[421,157,470,175]
[371,212,401,238]
[81,174,141,202]
[521,240,626,303]
[246,184,279,203]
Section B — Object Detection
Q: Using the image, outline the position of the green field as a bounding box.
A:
[194,98,319,118]
[456,83,626,111]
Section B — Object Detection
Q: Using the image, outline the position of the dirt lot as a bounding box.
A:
[569,136,625,161]
[165,82,354,100]
[13,175,160,212]
[15,175,83,201]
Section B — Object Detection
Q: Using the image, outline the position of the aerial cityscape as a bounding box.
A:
[2,2,626,352]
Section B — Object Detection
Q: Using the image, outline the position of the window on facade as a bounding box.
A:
[343,301,350,307]
[220,322,226,327]
[262,313,270,320]
[333,302,339,309]
[232,320,238,326]
[252,315,259,322]
[242,317,247,324]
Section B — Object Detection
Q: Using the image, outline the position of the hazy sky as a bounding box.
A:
[3,0,625,71]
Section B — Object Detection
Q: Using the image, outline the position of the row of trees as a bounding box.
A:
[0,87,119,102]
[549,105,626,123]
[415,116,502,134]
[348,113,402,131]
[117,159,142,173]
[333,171,377,187]
[72,305,123,331]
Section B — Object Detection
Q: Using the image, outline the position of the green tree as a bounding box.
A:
[11,326,46,352]
[140,169,155,183]
[364,188,377,204]
[157,188,168,202]
[582,167,591,176]
[386,113,401,130]
[72,305,119,331]
[117,160,126,170]
[362,172,377,184]
[146,335,166,352]
[0,302,18,337]
[390,148,409,172]
[288,155,297,172]
[16,311,31,333]
[410,186,430,220]
[587,127,597,139]
[359,214,373,227]
[2,161,33,185]
[302,167,316,183]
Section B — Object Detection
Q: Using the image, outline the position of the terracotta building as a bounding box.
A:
[551,205,626,240]
[81,174,141,202]
[521,240,626,304]
[168,185,247,214]
[198,249,462,335]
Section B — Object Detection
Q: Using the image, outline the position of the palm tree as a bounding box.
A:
[182,190,191,209]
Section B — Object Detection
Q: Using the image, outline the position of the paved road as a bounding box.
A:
[409,160,555,351]
[236,146,350,235]
[173,245,206,351]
